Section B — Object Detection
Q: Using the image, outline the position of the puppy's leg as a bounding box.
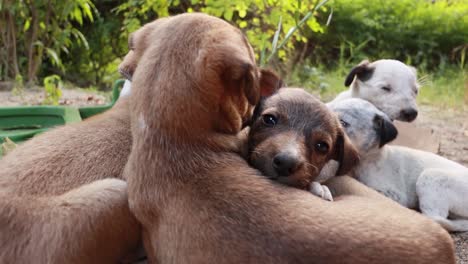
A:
[0,179,141,263]
[325,176,391,200]
[417,169,468,232]
[309,182,333,201]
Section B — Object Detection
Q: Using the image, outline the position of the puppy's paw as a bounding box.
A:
[310,182,334,202]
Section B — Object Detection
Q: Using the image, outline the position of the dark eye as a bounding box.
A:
[339,119,349,128]
[382,86,392,92]
[315,141,329,154]
[262,114,277,126]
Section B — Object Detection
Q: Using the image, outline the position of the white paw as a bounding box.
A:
[310,182,334,201]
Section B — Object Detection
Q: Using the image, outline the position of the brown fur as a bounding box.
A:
[0,99,142,263]
[246,87,358,189]
[0,15,163,262]
[125,13,455,263]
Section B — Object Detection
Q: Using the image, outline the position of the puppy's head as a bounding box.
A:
[344,59,419,122]
[118,18,168,81]
[247,88,359,189]
[328,98,398,155]
[128,13,282,139]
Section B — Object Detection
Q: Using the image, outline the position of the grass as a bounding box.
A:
[417,69,467,109]
[288,64,467,109]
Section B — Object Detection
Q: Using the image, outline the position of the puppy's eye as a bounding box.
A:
[262,114,277,126]
[382,86,392,92]
[339,119,349,128]
[315,141,329,154]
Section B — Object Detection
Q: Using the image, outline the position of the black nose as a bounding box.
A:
[400,108,418,122]
[272,153,301,176]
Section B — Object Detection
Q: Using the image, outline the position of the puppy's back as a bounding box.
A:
[155,153,455,264]
[0,99,131,196]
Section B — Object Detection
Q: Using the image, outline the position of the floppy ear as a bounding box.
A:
[222,61,259,105]
[118,33,138,80]
[344,60,374,87]
[259,69,284,98]
[332,132,360,176]
[374,115,398,147]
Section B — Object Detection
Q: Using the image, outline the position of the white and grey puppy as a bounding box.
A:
[331,59,420,122]
[329,98,468,232]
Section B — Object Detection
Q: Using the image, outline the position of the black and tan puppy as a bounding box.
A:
[246,88,358,197]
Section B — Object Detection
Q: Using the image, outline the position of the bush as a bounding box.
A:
[310,0,468,70]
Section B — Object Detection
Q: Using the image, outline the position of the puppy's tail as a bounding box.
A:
[0,179,142,264]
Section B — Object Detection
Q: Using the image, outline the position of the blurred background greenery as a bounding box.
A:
[0,0,467,107]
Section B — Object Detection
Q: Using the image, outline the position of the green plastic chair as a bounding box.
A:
[0,79,124,154]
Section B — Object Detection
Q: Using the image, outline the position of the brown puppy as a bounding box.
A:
[247,88,358,189]
[125,13,455,263]
[0,26,160,262]
[0,98,142,263]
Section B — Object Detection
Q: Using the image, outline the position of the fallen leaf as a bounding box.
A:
[1,137,18,156]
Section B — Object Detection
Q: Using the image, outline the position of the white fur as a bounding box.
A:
[330,98,468,232]
[138,113,147,130]
[309,182,333,201]
[330,59,419,121]
[120,80,132,98]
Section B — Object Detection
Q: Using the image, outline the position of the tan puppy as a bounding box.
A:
[0,12,169,263]
[0,98,142,263]
[125,13,455,263]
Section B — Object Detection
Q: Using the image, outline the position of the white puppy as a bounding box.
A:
[331,59,419,122]
[317,59,421,184]
[328,98,468,232]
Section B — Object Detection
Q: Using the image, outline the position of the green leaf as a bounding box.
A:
[326,8,333,26]
[23,19,30,32]
[271,16,282,52]
[45,48,61,67]
[73,8,83,25]
[313,0,329,11]
[71,29,89,50]
[224,9,233,21]
[239,21,248,28]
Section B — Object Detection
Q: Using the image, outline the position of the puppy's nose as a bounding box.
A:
[400,108,418,122]
[272,153,301,176]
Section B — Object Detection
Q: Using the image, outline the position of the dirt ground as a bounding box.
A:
[0,87,108,107]
[1,89,467,262]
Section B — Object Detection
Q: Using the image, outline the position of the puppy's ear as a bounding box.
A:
[259,69,284,98]
[223,61,259,105]
[374,115,398,147]
[332,132,360,176]
[118,33,138,80]
[344,60,374,87]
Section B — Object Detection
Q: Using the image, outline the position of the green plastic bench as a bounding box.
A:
[0,79,124,156]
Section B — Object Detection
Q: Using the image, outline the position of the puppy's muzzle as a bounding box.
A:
[272,153,302,176]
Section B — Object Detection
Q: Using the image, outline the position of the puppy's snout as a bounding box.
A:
[272,153,302,176]
[400,108,418,122]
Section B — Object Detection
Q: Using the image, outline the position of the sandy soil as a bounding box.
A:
[0,87,108,107]
[1,89,467,262]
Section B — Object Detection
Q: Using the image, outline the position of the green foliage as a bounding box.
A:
[1,0,466,104]
[0,0,96,83]
[290,63,467,108]
[11,74,25,97]
[43,74,62,105]
[418,68,467,108]
[312,0,468,71]
[115,0,330,64]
